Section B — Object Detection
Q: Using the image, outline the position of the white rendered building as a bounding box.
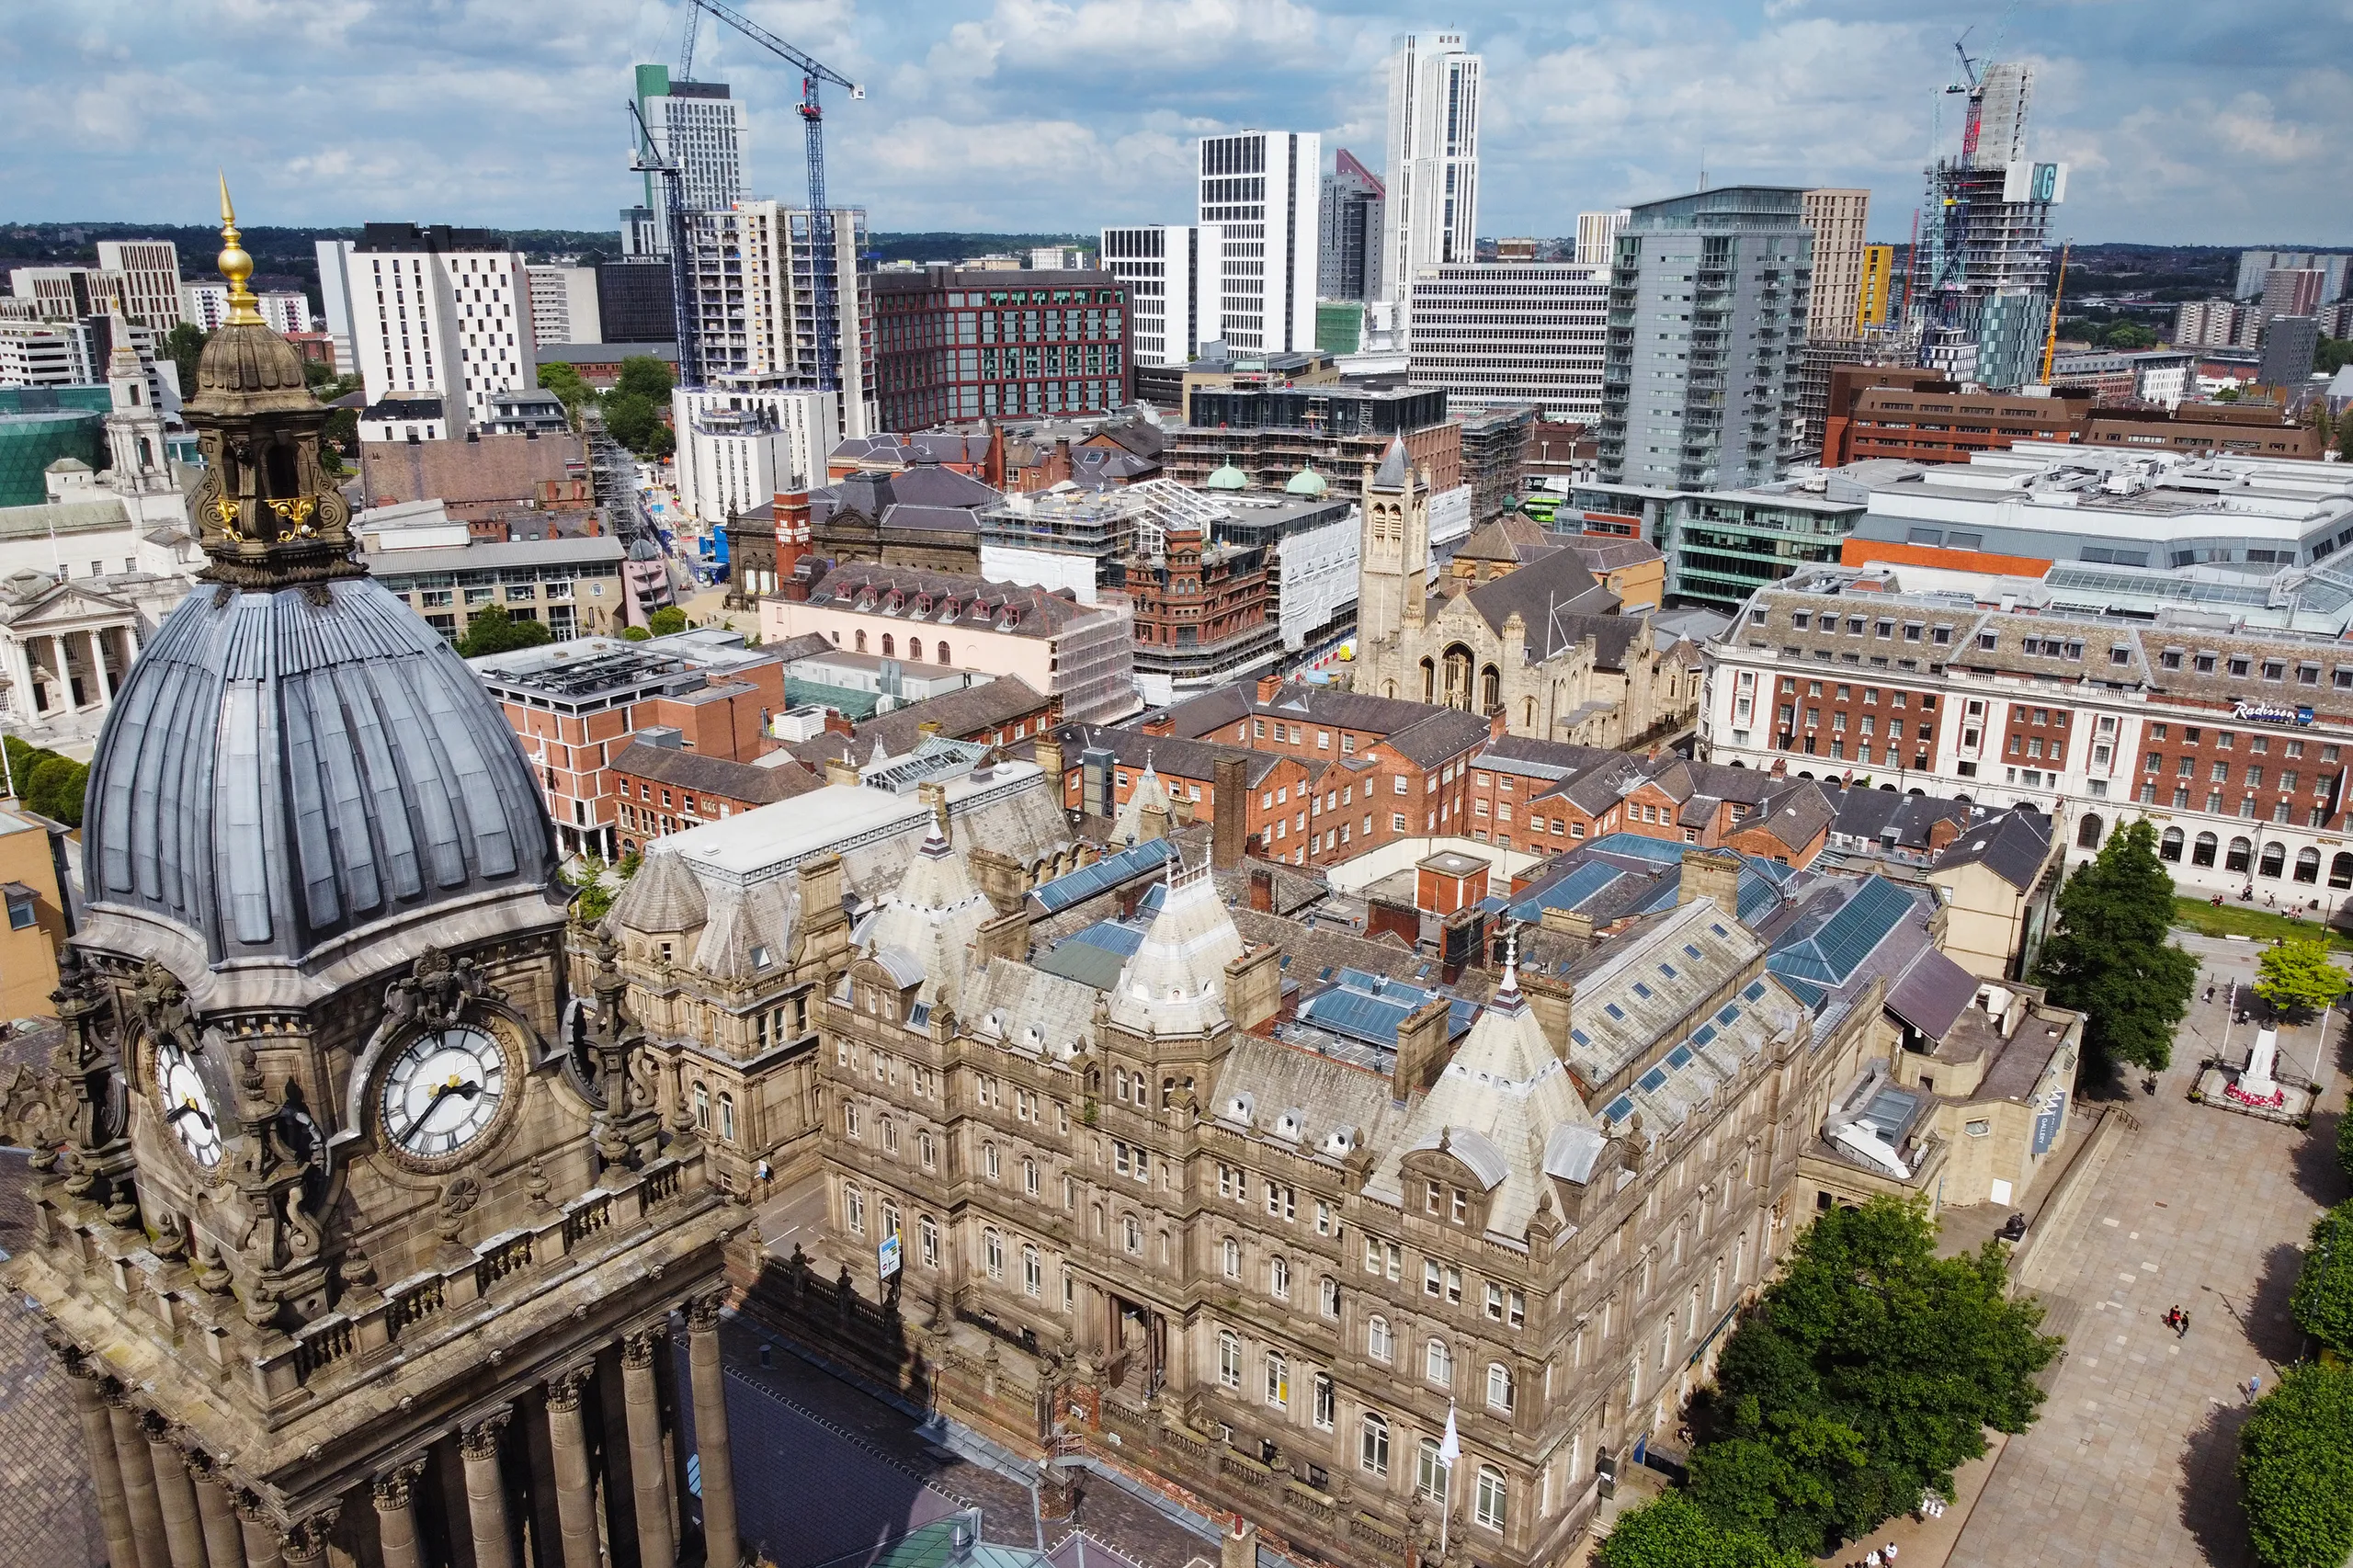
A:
[92,242,184,329]
[1575,210,1631,267]
[1406,261,1608,420]
[527,266,603,346]
[181,283,308,335]
[1195,131,1320,354]
[336,224,536,440]
[1099,224,1225,367]
[671,377,839,526]
[1384,33,1481,303]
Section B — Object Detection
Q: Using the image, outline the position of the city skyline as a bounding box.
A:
[6,0,2346,246]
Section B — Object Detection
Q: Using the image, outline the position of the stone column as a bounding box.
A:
[621,1326,677,1568]
[687,1294,740,1568]
[191,1456,249,1568]
[545,1364,601,1568]
[144,1417,210,1568]
[277,1506,337,1568]
[461,1408,517,1568]
[65,1362,140,1568]
[91,628,117,702]
[233,1494,283,1568]
[105,1395,171,1568]
[369,1459,428,1568]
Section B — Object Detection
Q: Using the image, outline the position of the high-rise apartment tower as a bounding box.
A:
[1384,33,1481,303]
[1196,131,1320,354]
[1102,223,1225,366]
[629,62,746,256]
[1575,210,1631,267]
[1915,60,2067,390]
[1320,150,1386,301]
[1800,189,1869,342]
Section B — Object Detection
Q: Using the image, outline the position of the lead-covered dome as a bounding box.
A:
[83,579,559,965]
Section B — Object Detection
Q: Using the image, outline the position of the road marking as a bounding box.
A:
[2102,1218,2120,1227]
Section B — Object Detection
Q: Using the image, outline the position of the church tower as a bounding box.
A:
[102,309,174,495]
[2,186,745,1568]
[1353,437,1427,651]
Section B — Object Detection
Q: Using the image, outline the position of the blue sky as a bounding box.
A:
[5,0,2347,244]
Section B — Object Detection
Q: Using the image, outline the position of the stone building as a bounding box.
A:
[0,208,744,1568]
[1351,439,1702,747]
[785,828,1890,1565]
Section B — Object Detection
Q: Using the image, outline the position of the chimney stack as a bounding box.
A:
[1212,754,1248,868]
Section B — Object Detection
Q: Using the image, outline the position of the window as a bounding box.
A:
[1313,1372,1336,1430]
[1222,1237,1241,1278]
[1270,1256,1291,1300]
[1361,1414,1391,1476]
[1265,1352,1290,1407]
[719,1092,735,1142]
[1022,1244,1041,1296]
[1369,1315,1393,1362]
[1219,1331,1241,1389]
[1321,1276,1340,1317]
[845,1184,866,1235]
[918,1130,937,1168]
[983,1228,1004,1278]
[692,1080,710,1131]
[1122,1213,1142,1254]
[1487,1361,1515,1413]
[983,1142,1001,1180]
[919,1215,939,1267]
[1426,1338,1453,1386]
[1475,1465,1507,1530]
[1022,1156,1039,1196]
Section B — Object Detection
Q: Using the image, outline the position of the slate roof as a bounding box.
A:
[1557,534,1665,572]
[1885,946,1980,1040]
[814,464,1002,527]
[1456,513,1561,565]
[1454,551,1630,664]
[611,742,824,806]
[1823,786,1974,850]
[804,564,1089,639]
[1051,723,1286,790]
[1931,807,2055,892]
[1160,681,1495,769]
[767,631,837,665]
[783,676,1054,771]
[1372,437,1410,488]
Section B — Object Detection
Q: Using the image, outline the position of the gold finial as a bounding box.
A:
[216,171,264,327]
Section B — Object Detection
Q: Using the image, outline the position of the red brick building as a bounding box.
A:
[1821,366,2092,467]
[1464,735,1838,867]
[870,266,1134,431]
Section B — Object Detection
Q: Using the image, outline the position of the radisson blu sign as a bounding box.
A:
[2233,700,2316,726]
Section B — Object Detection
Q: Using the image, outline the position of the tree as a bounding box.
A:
[454,605,554,659]
[1694,1197,2058,1555]
[1595,1494,1807,1568]
[612,354,675,404]
[603,392,673,459]
[2340,1094,2353,1186]
[2239,1364,2353,1568]
[2257,939,2349,1018]
[2340,414,2353,465]
[24,756,88,827]
[2033,817,2198,1074]
[560,854,635,926]
[618,625,652,642]
[538,361,593,427]
[161,323,208,394]
[2293,1202,2353,1359]
[646,606,688,638]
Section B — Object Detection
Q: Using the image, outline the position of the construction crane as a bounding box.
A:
[676,0,863,398]
[676,2,700,78]
[2040,241,2073,385]
[627,97,701,391]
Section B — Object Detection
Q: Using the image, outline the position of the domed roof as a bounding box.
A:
[1205,463,1249,491]
[82,580,559,967]
[1284,465,1328,496]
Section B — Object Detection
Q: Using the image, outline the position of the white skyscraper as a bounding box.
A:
[1195,131,1320,354]
[1383,32,1481,301]
[1100,224,1225,366]
[631,62,747,256]
[337,224,537,439]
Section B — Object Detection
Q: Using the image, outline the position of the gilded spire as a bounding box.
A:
[216,173,264,327]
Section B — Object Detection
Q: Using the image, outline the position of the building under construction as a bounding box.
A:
[1915,59,2069,391]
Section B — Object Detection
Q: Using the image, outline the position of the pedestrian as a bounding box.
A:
[2177,1311,2189,1339]
[1864,1552,1881,1568]
[1885,1544,1900,1562]
[2250,1373,2263,1401]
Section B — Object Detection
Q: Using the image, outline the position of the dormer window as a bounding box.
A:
[751,944,772,969]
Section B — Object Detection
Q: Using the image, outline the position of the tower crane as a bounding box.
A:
[677,2,700,78]
[628,97,701,391]
[676,0,863,398]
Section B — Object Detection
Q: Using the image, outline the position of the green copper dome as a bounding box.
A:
[1284,465,1328,496]
[1205,462,1248,491]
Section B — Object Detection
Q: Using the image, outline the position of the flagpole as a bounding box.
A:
[1438,1399,1460,1560]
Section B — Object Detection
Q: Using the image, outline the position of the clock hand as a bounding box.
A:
[165,1101,215,1131]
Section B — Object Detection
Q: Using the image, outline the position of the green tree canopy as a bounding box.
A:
[603,391,673,459]
[560,854,636,926]
[646,606,688,637]
[2256,939,2349,1018]
[2033,817,2197,1074]
[1694,1196,2059,1555]
[2293,1201,2353,1359]
[2339,1093,2353,1185]
[2239,1363,2353,1568]
[538,361,593,426]
[454,605,554,659]
[1595,1494,1807,1568]
[161,323,208,396]
[613,354,675,403]
[24,755,88,827]
[618,624,652,642]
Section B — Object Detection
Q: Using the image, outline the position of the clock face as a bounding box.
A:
[155,1038,222,1169]
[380,1026,508,1161]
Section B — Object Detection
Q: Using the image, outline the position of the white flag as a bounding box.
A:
[1438,1403,1461,1465]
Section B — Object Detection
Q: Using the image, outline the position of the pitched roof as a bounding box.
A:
[1931,808,2054,892]
[804,564,1091,640]
[610,742,824,806]
[1456,552,1627,663]
[1456,513,1560,565]
[784,676,1052,769]
[1371,437,1409,489]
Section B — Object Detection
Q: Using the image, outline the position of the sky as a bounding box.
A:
[4,0,2347,246]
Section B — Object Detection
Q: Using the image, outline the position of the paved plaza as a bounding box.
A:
[1949,934,2348,1568]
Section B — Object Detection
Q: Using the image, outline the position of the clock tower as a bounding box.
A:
[1,187,745,1568]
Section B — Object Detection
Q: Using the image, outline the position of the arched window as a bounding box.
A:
[1419,658,1436,704]
[2159,825,2185,862]
[1321,1276,1340,1318]
[855,630,868,652]
[2194,831,2220,868]
[1522,696,1535,729]
[2076,812,2104,849]
[983,1142,1001,1180]
[2227,835,2254,872]
[718,1091,735,1142]
[1487,1361,1515,1413]
[918,1130,937,1168]
[1368,1314,1392,1363]
[938,643,950,668]
[845,1184,865,1234]
[918,1214,938,1267]
[1218,1330,1241,1389]
[882,1203,901,1240]
[1021,1244,1041,1296]
[983,1229,1005,1278]
[1426,1338,1453,1387]
[2331,852,2353,890]
[906,638,923,663]
[1416,1437,1445,1500]
[2297,846,2323,883]
[1268,1256,1290,1299]
[1222,1236,1241,1278]
[1122,1213,1141,1254]
[1021,1156,1039,1196]
[2260,841,2287,879]
[1361,1413,1391,1476]
[881,633,894,657]
[1479,664,1502,715]
[692,1080,710,1130]
[1265,1352,1289,1407]
[1475,1464,1507,1530]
